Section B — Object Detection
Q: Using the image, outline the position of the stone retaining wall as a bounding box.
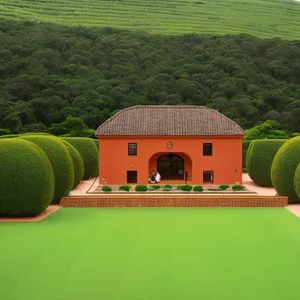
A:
[60,195,288,207]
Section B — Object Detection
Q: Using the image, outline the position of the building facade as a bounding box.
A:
[96,106,245,185]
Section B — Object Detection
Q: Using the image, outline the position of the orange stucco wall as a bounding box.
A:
[98,136,243,185]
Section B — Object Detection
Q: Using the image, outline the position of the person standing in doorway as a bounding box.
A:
[151,170,156,182]
[155,171,161,183]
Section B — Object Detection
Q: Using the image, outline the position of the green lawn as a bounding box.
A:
[1,208,300,300]
[1,0,300,39]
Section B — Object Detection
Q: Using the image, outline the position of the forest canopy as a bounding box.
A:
[1,21,300,135]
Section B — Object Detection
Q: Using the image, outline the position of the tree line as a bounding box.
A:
[1,20,300,135]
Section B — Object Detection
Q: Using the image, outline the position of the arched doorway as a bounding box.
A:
[157,154,184,180]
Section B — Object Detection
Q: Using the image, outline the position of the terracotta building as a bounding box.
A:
[95,105,245,185]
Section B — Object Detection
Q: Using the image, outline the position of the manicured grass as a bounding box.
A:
[1,208,300,299]
[1,0,300,39]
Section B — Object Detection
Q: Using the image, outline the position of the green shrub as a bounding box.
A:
[102,186,112,192]
[92,139,99,176]
[0,139,55,216]
[119,185,131,192]
[21,132,51,136]
[135,185,148,192]
[294,163,300,200]
[61,139,84,189]
[0,134,19,139]
[245,140,255,172]
[219,184,230,190]
[193,185,204,192]
[19,136,74,204]
[0,129,11,136]
[177,185,193,191]
[149,185,161,190]
[62,137,98,179]
[271,136,300,202]
[246,139,286,187]
[162,188,172,191]
[164,184,172,189]
[242,140,252,169]
[232,184,245,191]
[93,139,99,150]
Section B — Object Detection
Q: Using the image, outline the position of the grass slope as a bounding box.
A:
[1,0,300,39]
[1,208,300,299]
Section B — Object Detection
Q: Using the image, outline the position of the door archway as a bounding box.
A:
[157,154,184,180]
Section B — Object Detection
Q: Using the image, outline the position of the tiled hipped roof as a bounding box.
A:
[95,105,245,137]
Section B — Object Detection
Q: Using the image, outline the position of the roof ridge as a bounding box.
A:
[99,105,209,129]
[95,105,245,137]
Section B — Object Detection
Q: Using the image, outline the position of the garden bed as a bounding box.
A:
[91,184,251,194]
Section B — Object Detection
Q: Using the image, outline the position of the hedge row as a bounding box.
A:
[242,140,251,169]
[61,140,84,189]
[20,136,74,204]
[0,136,98,216]
[0,139,55,216]
[62,137,98,179]
[246,139,286,187]
[294,164,300,201]
[271,136,300,203]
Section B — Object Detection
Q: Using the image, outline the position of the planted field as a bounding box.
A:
[1,208,300,299]
[1,0,300,39]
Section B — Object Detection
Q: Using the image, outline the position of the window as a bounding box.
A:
[128,143,137,156]
[127,171,137,183]
[203,171,214,183]
[203,143,212,156]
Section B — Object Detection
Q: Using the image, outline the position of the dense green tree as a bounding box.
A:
[244,120,289,140]
[49,115,88,136]
[1,21,300,134]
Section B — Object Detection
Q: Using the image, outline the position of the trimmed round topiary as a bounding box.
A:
[294,163,300,200]
[246,139,286,187]
[61,139,84,189]
[19,136,74,204]
[62,137,98,179]
[0,139,55,216]
[21,132,51,136]
[271,136,300,202]
[92,139,99,176]
[245,140,254,172]
[242,140,251,169]
[93,139,99,150]
[0,134,19,139]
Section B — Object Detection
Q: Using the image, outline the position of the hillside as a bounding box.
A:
[1,21,300,135]
[1,0,300,39]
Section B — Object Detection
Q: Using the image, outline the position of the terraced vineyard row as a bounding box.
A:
[1,0,300,39]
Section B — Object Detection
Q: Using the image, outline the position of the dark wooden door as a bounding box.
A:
[157,154,184,180]
[127,171,137,183]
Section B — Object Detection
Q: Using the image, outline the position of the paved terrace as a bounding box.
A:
[68,174,300,215]
[69,174,276,196]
